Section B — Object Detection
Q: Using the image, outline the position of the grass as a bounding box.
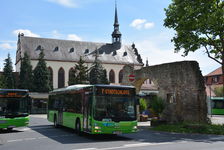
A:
[151,123,224,135]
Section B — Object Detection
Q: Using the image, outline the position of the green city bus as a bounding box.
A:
[211,97,224,115]
[47,84,138,134]
[0,89,30,130]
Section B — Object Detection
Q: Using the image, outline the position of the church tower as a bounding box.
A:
[111,2,122,45]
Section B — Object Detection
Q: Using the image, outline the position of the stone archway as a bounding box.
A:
[122,61,207,123]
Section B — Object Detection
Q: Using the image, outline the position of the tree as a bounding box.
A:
[68,57,89,85]
[33,50,50,92]
[214,86,224,97]
[0,75,6,88]
[164,0,224,91]
[19,52,33,91]
[89,50,109,84]
[2,54,15,88]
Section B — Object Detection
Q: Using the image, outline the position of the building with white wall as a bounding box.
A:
[15,6,144,89]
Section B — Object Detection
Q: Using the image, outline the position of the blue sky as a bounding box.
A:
[0,0,220,75]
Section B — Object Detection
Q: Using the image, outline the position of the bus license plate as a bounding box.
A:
[113,131,122,134]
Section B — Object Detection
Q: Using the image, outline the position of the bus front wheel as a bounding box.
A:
[7,128,13,131]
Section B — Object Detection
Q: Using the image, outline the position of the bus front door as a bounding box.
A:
[83,93,92,132]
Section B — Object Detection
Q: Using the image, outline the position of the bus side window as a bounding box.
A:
[74,93,81,114]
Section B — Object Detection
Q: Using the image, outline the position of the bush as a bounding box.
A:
[151,96,165,117]
[139,98,147,113]
[214,86,224,97]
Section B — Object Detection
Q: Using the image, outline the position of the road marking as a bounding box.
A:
[24,138,36,141]
[73,142,174,150]
[7,139,23,143]
[75,148,97,150]
[6,133,74,143]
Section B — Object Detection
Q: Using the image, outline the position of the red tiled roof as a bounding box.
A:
[205,67,222,76]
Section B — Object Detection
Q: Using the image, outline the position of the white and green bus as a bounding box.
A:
[47,84,138,135]
[0,89,29,130]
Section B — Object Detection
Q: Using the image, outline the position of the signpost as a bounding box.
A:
[129,74,135,82]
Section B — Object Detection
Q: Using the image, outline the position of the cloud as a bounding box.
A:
[67,34,82,41]
[13,29,40,37]
[130,19,154,30]
[0,43,16,50]
[47,0,77,8]
[51,30,63,39]
[49,30,82,41]
[144,22,154,29]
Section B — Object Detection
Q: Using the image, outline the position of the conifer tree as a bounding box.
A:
[19,52,33,90]
[33,50,50,92]
[68,57,88,85]
[89,50,109,84]
[2,54,15,88]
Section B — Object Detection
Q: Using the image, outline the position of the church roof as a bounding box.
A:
[16,36,143,66]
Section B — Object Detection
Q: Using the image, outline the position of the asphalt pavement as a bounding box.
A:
[0,115,224,150]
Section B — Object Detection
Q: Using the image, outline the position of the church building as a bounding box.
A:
[15,6,144,89]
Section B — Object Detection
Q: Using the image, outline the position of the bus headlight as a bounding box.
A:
[133,126,137,129]
[94,126,101,129]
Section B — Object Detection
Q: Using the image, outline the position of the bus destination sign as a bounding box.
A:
[96,87,135,96]
[0,91,28,98]
[102,89,130,95]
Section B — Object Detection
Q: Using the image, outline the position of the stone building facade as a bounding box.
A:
[122,61,208,123]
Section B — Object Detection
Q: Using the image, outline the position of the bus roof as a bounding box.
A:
[50,84,93,94]
[0,89,29,92]
[50,84,135,94]
[95,84,135,89]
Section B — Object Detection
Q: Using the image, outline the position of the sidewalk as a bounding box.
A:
[209,115,224,125]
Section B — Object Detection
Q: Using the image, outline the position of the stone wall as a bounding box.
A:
[122,61,208,123]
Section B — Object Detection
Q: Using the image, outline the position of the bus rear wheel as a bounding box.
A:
[75,120,82,136]
[54,116,59,128]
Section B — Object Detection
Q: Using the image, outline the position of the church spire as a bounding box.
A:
[112,1,122,45]
[114,1,119,26]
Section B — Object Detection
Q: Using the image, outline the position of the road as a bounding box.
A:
[1,115,224,150]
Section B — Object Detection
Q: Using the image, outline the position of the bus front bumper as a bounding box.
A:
[0,116,29,129]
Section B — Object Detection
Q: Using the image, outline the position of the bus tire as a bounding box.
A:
[54,115,59,128]
[75,120,82,136]
[7,128,13,131]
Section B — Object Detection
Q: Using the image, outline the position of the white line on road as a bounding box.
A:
[73,142,174,150]
[7,139,23,143]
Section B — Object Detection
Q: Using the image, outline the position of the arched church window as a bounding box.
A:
[119,69,123,83]
[58,67,65,88]
[68,67,75,85]
[109,69,115,83]
[48,67,53,89]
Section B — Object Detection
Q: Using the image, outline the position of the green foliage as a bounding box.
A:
[164,0,224,64]
[151,96,165,116]
[152,123,224,135]
[33,50,50,92]
[2,54,15,89]
[19,52,33,91]
[139,98,147,113]
[0,75,6,88]
[68,57,89,85]
[214,86,224,97]
[89,53,109,84]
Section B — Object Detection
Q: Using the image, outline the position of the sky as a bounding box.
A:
[0,0,220,75]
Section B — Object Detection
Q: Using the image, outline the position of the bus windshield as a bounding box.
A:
[93,96,136,122]
[0,97,28,117]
